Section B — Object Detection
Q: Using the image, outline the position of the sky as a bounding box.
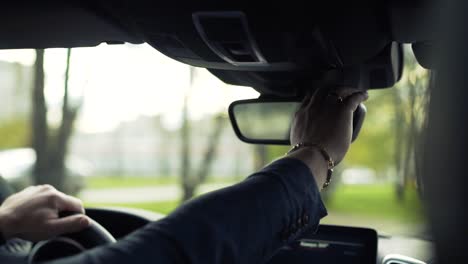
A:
[0,44,259,133]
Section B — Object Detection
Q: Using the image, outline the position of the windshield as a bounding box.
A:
[0,44,428,238]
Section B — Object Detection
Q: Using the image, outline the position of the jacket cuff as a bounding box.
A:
[252,158,328,246]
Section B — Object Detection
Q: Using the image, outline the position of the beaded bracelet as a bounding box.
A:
[287,142,335,189]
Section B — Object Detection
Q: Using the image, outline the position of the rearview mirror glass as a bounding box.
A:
[228,99,300,145]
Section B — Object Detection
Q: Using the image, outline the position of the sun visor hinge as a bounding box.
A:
[193,11,269,67]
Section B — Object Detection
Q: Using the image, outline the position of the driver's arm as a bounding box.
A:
[47,88,367,264]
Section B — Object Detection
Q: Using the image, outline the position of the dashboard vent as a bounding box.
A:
[382,254,426,264]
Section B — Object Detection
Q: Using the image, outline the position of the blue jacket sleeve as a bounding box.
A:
[47,158,327,264]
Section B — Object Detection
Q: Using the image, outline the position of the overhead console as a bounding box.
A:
[192,12,270,68]
[209,42,402,96]
[99,2,409,94]
[106,4,392,70]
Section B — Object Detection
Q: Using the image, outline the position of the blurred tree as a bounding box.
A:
[393,49,429,201]
[253,145,269,170]
[180,83,192,200]
[32,49,82,194]
[345,89,396,173]
[345,49,429,199]
[266,145,289,163]
[180,67,227,202]
[414,74,432,196]
[155,115,171,177]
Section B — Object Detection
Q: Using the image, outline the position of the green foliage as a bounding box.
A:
[84,184,424,225]
[344,89,396,172]
[260,89,399,173]
[85,200,179,215]
[325,184,424,223]
[0,118,29,150]
[85,176,237,189]
[342,49,429,177]
[86,176,178,189]
[266,145,290,163]
[254,49,430,176]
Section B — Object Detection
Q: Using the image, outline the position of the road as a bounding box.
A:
[79,183,230,203]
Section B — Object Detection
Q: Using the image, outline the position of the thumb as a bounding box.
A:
[45,214,91,237]
[344,91,369,111]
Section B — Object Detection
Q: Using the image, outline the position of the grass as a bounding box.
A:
[85,176,178,189]
[84,182,425,226]
[324,184,424,223]
[85,176,238,189]
[86,200,179,215]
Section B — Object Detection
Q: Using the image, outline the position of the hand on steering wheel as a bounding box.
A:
[0,185,90,242]
[29,211,116,263]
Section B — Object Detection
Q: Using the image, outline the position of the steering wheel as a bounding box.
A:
[28,212,116,263]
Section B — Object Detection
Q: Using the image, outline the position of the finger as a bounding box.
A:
[306,87,322,108]
[309,85,332,109]
[44,214,91,237]
[298,91,314,111]
[324,91,344,105]
[55,192,85,214]
[344,91,369,111]
[333,87,362,98]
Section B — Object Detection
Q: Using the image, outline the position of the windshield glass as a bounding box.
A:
[0,44,428,238]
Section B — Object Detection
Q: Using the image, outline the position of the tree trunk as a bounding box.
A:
[254,145,268,171]
[32,49,80,193]
[415,73,433,197]
[181,115,226,202]
[404,82,418,187]
[182,183,195,202]
[52,49,80,193]
[32,49,51,187]
[180,105,193,201]
[393,88,406,201]
[195,115,225,183]
[54,49,77,166]
[179,67,227,202]
[180,68,192,202]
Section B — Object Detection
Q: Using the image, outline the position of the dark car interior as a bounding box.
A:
[2,1,468,263]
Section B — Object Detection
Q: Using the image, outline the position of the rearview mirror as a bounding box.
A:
[228,98,366,145]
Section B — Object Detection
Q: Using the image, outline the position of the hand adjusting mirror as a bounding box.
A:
[228,97,366,145]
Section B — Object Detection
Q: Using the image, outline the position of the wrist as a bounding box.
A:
[286,147,328,189]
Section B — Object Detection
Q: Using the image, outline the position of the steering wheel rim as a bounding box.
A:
[28,212,116,263]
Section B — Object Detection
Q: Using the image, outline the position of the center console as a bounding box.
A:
[268,225,378,264]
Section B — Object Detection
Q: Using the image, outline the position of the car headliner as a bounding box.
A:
[0,2,434,95]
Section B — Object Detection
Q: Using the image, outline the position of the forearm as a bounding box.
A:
[46,159,327,264]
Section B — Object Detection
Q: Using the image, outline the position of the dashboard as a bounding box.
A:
[268,225,377,264]
[0,207,434,264]
[268,225,434,264]
[78,207,439,264]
